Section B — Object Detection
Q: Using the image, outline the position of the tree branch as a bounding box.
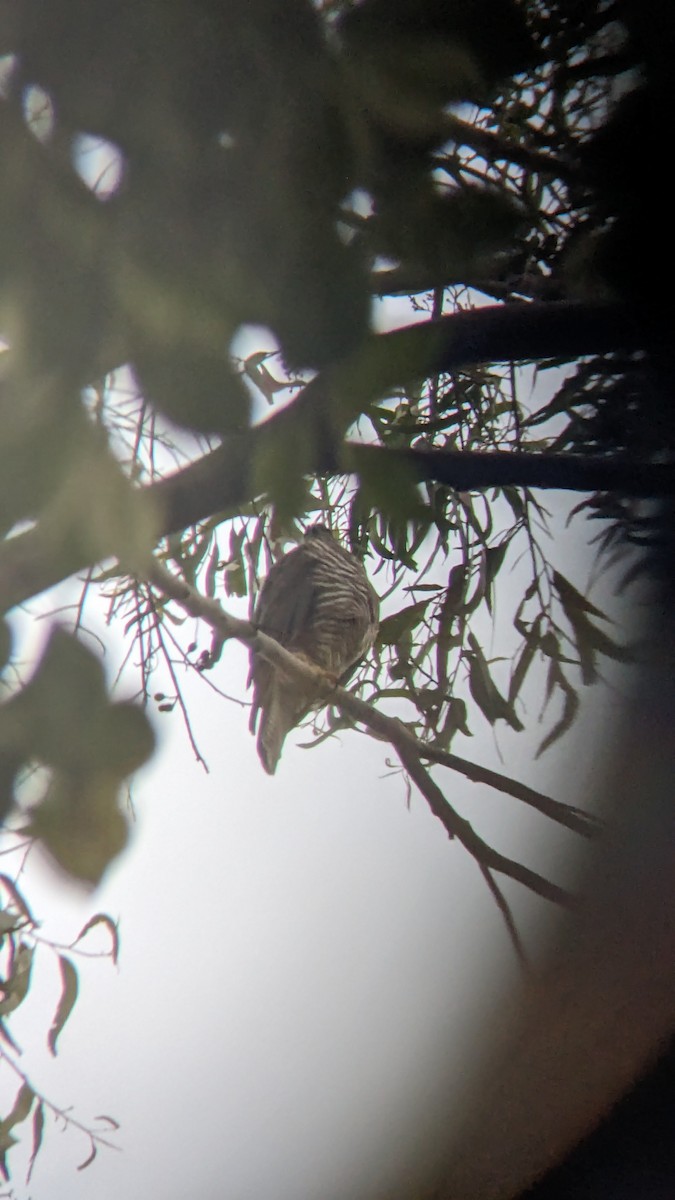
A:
[478,865,530,968]
[416,743,600,838]
[342,445,675,499]
[393,734,573,907]
[0,301,652,613]
[440,113,582,186]
[140,559,581,910]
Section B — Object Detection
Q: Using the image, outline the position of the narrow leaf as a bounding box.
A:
[0,1020,22,1055]
[72,914,120,965]
[442,564,467,613]
[94,1114,120,1130]
[204,542,220,599]
[377,600,430,646]
[501,487,526,523]
[537,681,580,756]
[0,944,34,1016]
[582,620,634,663]
[508,619,541,705]
[0,876,35,926]
[485,540,509,590]
[3,1084,34,1131]
[27,1101,44,1183]
[552,570,607,621]
[77,1142,97,1172]
[467,635,524,731]
[48,957,79,1056]
[569,613,598,684]
[467,651,500,725]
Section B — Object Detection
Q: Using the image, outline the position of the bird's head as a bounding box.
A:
[303,524,333,541]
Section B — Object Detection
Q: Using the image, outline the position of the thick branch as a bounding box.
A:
[344,446,675,498]
[0,301,651,613]
[155,301,647,530]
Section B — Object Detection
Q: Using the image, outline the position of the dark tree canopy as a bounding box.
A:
[0,0,673,1187]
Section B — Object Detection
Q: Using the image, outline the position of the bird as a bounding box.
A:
[248,524,379,774]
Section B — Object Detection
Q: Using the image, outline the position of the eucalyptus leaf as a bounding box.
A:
[0,944,34,1017]
[48,956,79,1056]
[27,1103,44,1184]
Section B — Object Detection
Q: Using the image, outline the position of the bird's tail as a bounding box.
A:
[257,696,288,775]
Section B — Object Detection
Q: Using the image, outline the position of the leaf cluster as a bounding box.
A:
[0,0,668,599]
[528,353,675,565]
[0,874,120,1183]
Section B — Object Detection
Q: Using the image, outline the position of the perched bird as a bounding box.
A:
[248,524,379,774]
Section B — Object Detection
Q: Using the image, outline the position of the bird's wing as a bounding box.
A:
[247,543,322,720]
[253,542,321,645]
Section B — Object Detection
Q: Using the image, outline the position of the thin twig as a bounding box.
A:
[0,1047,120,1157]
[478,865,530,969]
[416,744,600,837]
[394,734,572,907]
[151,609,209,772]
